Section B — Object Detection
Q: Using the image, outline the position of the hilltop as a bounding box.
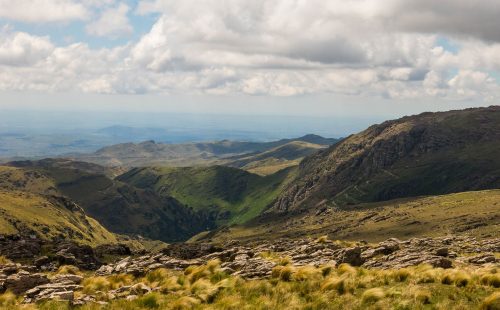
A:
[73,134,339,171]
[272,106,500,213]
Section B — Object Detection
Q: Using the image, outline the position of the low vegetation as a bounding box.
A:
[205,189,500,243]
[1,259,498,309]
[0,190,116,245]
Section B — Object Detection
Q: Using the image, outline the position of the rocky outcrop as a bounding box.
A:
[272,106,500,212]
[3,271,49,294]
[0,235,497,305]
[95,236,499,279]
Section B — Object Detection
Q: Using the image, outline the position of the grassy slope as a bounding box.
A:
[272,106,500,212]
[227,141,326,176]
[118,166,298,225]
[36,165,212,242]
[0,190,116,245]
[198,190,500,243]
[1,162,210,242]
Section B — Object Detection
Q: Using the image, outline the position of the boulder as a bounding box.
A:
[4,271,49,294]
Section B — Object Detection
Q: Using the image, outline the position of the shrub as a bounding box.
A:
[0,256,12,265]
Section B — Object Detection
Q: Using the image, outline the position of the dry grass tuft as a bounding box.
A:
[56,265,80,275]
[316,235,329,243]
[172,296,201,310]
[481,291,500,310]
[0,256,12,265]
[0,291,17,307]
[362,287,385,303]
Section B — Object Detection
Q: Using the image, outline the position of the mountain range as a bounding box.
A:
[0,106,498,244]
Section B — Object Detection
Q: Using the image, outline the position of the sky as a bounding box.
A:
[1,0,500,120]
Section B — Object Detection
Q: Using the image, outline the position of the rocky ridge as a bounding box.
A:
[96,236,499,281]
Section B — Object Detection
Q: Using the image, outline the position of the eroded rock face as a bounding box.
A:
[4,271,49,294]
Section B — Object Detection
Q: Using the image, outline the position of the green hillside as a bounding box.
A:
[197,189,500,243]
[5,160,214,242]
[118,165,297,225]
[0,167,116,245]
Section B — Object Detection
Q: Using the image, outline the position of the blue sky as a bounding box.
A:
[0,0,499,119]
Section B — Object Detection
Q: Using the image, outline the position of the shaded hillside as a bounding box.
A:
[0,167,116,245]
[272,106,500,213]
[118,165,297,225]
[74,134,338,168]
[6,160,214,242]
[195,190,500,243]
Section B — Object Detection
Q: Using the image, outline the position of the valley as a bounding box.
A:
[0,106,498,309]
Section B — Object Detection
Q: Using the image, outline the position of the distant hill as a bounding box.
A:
[0,166,116,245]
[73,134,339,171]
[272,106,500,213]
[6,160,214,242]
[117,165,297,225]
[226,140,326,175]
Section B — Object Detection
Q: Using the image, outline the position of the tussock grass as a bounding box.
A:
[481,292,500,310]
[361,287,385,303]
[56,265,80,275]
[0,291,17,307]
[4,259,500,309]
[0,256,12,265]
[316,235,329,243]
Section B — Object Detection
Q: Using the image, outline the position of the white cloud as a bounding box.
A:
[0,0,89,23]
[1,0,500,102]
[86,3,132,38]
[0,31,54,66]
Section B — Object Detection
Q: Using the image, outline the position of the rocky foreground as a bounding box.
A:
[0,235,498,307]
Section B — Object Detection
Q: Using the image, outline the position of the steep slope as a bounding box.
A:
[74,135,339,167]
[117,165,297,225]
[6,160,214,242]
[0,167,116,245]
[196,189,500,243]
[272,106,500,212]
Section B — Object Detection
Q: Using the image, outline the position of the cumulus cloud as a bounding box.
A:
[0,30,54,66]
[0,0,89,23]
[0,0,500,101]
[86,3,133,38]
